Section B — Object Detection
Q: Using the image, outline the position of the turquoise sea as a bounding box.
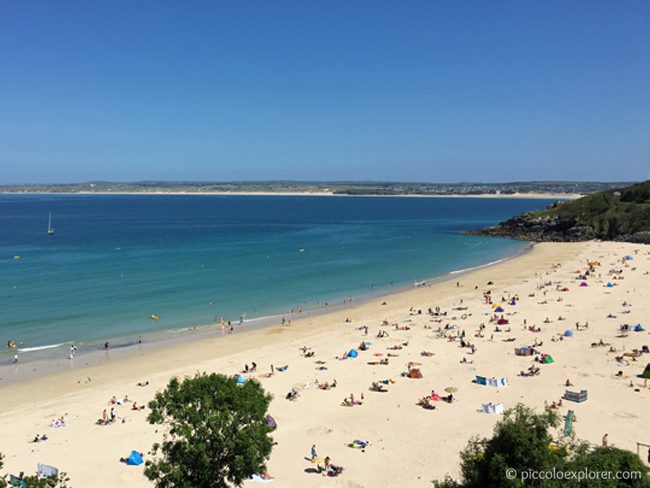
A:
[0,194,554,354]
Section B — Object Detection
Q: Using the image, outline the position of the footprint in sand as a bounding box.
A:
[307,425,334,435]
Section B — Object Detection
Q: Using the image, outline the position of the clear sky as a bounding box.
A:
[1,1,648,184]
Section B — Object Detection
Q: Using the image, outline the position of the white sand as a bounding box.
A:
[1,241,648,487]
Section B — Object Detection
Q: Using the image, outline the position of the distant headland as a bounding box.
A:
[0,180,630,198]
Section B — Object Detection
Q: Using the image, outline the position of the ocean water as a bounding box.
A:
[0,194,554,352]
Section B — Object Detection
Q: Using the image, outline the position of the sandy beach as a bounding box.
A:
[1,241,649,486]
[2,191,582,199]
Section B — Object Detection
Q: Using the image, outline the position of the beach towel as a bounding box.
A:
[348,440,370,449]
[564,410,574,436]
[250,475,273,483]
[475,375,487,385]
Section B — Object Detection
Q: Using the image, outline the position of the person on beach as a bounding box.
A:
[104,341,110,351]
[311,445,317,460]
[602,433,608,447]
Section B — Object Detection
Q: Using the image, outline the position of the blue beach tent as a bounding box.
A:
[234,374,246,384]
[564,330,574,337]
[347,349,358,358]
[634,325,645,332]
[127,451,143,466]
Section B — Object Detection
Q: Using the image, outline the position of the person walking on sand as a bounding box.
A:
[311,444,317,460]
[602,433,608,447]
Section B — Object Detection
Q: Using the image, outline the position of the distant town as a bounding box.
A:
[0,181,631,196]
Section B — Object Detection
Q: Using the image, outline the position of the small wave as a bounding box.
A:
[17,343,64,352]
[449,258,508,275]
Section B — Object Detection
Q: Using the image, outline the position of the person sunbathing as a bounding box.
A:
[417,397,436,409]
[323,457,344,477]
[131,402,145,411]
[565,379,574,387]
[286,389,299,401]
[370,382,387,392]
[50,417,65,428]
[137,381,149,387]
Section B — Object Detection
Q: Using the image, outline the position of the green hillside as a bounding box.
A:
[474,180,650,243]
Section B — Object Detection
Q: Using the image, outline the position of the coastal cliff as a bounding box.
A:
[471,180,650,243]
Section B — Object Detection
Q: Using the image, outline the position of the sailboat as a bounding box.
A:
[47,212,55,235]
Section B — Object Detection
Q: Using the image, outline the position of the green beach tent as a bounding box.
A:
[642,363,650,379]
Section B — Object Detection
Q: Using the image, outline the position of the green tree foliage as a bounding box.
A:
[145,373,274,488]
[563,445,650,488]
[434,404,650,488]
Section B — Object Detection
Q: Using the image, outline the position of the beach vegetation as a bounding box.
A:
[433,404,649,487]
[144,373,274,488]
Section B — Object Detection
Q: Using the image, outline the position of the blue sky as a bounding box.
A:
[1,1,648,184]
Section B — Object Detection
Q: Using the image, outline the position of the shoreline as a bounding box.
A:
[0,191,581,199]
[0,242,533,386]
[0,239,548,408]
[1,240,649,487]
